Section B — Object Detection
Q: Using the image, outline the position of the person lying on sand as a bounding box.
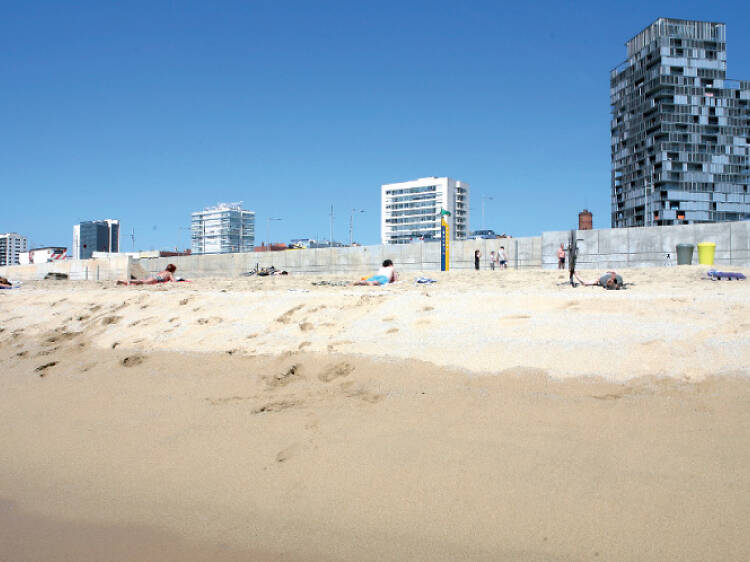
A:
[0,276,12,289]
[574,271,623,290]
[118,264,177,286]
[354,259,398,286]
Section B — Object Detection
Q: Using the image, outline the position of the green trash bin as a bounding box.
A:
[676,243,694,265]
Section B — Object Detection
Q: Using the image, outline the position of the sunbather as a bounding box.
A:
[574,271,623,290]
[354,260,398,286]
[0,276,12,289]
[118,264,177,285]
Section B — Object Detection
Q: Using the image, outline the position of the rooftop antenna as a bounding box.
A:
[329,204,334,247]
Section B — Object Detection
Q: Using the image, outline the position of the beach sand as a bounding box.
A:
[1,267,749,560]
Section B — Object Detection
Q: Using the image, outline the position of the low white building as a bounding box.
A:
[381,177,469,244]
[0,232,28,266]
[19,247,67,265]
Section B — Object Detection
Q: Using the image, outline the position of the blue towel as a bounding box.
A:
[415,277,437,284]
[707,270,746,280]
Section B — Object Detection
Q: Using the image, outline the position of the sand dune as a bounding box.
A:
[1,267,749,560]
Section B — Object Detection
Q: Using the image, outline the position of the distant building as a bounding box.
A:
[73,220,119,260]
[611,18,750,227]
[19,247,67,265]
[0,232,28,266]
[579,209,593,230]
[191,203,255,254]
[381,177,469,244]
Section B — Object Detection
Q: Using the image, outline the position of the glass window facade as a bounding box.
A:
[611,18,750,227]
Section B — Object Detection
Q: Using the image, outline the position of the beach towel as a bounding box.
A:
[311,280,349,287]
[706,269,746,281]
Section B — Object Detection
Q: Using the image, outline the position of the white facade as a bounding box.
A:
[0,233,28,266]
[72,225,80,260]
[381,177,469,244]
[19,247,67,265]
[191,203,255,254]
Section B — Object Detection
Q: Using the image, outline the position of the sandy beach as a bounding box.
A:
[1,266,749,560]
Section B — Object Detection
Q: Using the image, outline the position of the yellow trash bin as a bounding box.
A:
[697,242,716,265]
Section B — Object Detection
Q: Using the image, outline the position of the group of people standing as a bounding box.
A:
[474,248,508,271]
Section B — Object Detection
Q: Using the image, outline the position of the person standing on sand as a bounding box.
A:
[489,250,496,271]
[474,250,481,270]
[118,264,177,286]
[498,246,508,269]
[558,243,566,270]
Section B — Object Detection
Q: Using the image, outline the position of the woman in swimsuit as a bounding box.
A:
[118,264,177,285]
[354,259,398,286]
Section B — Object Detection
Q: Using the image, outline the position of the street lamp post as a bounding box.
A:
[266,217,282,251]
[481,195,494,231]
[349,209,366,246]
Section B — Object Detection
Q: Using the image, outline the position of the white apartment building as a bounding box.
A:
[191,203,255,254]
[381,177,469,244]
[0,232,29,266]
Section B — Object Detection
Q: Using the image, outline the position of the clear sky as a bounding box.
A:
[2,0,749,250]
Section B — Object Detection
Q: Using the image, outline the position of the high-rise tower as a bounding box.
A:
[610,18,750,227]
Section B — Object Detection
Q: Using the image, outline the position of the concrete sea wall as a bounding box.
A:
[541,220,750,269]
[2,222,748,281]
[139,221,749,279]
[0,255,145,282]
[137,237,541,278]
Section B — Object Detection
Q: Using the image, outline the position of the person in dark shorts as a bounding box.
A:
[474,250,481,270]
[557,243,566,270]
[498,246,508,269]
[574,271,624,290]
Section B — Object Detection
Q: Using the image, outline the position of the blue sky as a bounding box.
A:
[2,0,749,250]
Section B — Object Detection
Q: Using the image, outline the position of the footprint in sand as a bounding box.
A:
[318,362,355,382]
[266,364,302,387]
[298,341,311,350]
[121,355,145,367]
[386,328,399,334]
[382,316,395,322]
[276,305,304,324]
[89,305,102,312]
[275,443,301,463]
[196,317,223,326]
[16,351,28,358]
[299,322,314,332]
[252,400,299,414]
[179,298,190,306]
[35,361,58,376]
[340,382,383,403]
[45,331,80,344]
[101,316,122,326]
[422,306,434,312]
